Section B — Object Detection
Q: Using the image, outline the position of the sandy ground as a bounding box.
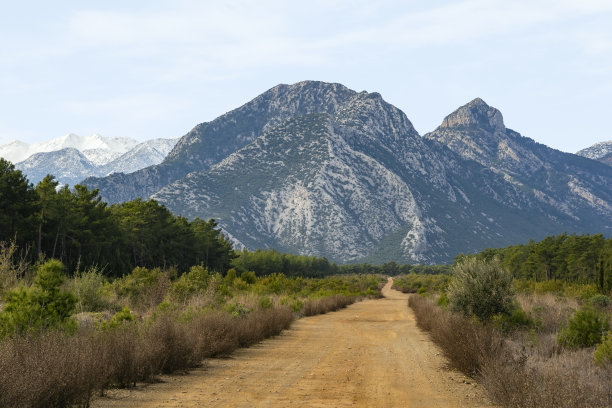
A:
[92,278,493,407]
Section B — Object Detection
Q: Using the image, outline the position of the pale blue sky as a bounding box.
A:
[1,1,611,153]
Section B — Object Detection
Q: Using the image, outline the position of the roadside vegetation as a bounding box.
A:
[0,240,384,408]
[409,236,612,407]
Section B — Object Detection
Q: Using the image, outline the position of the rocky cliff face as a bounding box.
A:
[84,82,612,263]
[425,99,612,227]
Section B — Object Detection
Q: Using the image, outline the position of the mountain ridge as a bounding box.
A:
[14,137,178,186]
[82,81,612,263]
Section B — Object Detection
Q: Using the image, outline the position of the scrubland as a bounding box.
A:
[406,258,612,408]
[0,248,384,408]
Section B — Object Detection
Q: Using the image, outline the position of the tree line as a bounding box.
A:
[1,157,439,278]
[0,158,234,276]
[459,233,612,292]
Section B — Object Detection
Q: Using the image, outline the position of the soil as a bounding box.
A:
[92,278,493,407]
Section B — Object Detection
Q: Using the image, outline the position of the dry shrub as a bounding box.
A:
[481,349,612,408]
[301,295,355,316]
[517,293,577,333]
[0,330,110,408]
[409,294,612,408]
[409,294,501,375]
[0,306,294,407]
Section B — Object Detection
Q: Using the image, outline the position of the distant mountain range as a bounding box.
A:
[577,141,612,166]
[0,134,178,186]
[82,81,612,264]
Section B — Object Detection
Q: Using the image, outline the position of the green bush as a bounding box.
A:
[168,265,210,303]
[436,293,449,309]
[589,294,611,308]
[71,266,110,312]
[557,305,610,349]
[240,270,256,284]
[225,268,237,284]
[492,305,535,333]
[102,307,135,330]
[0,260,76,337]
[593,332,612,367]
[447,257,514,322]
[258,296,273,310]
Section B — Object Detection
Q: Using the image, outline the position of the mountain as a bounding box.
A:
[16,148,97,187]
[14,137,179,186]
[82,82,358,203]
[0,134,139,164]
[84,81,612,263]
[577,141,612,166]
[98,138,179,176]
[424,98,612,226]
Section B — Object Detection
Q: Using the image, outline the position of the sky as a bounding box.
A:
[1,1,612,153]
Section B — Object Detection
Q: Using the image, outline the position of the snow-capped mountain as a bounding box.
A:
[12,137,179,186]
[84,81,612,264]
[16,148,97,187]
[577,141,612,166]
[0,133,139,164]
[98,138,179,176]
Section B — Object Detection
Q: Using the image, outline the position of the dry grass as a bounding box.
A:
[0,307,293,408]
[409,294,612,408]
[300,295,356,316]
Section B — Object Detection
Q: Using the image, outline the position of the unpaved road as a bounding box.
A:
[93,279,492,407]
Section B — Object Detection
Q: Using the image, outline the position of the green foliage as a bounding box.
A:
[232,249,338,277]
[393,273,450,293]
[0,260,76,337]
[492,305,535,333]
[225,268,237,284]
[227,302,250,317]
[168,265,210,303]
[436,292,449,309]
[589,294,611,308]
[1,165,236,277]
[240,270,256,284]
[101,307,135,330]
[0,158,38,247]
[258,296,274,310]
[71,266,110,312]
[468,233,612,292]
[447,257,515,322]
[593,332,612,367]
[557,305,610,349]
[112,266,169,309]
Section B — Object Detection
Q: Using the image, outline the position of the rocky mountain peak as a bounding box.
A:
[441,98,505,133]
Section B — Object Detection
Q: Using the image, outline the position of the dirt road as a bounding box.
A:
[93,279,492,407]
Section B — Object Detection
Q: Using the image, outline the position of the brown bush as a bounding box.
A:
[301,295,356,316]
[409,294,612,408]
[0,306,294,408]
[409,294,501,375]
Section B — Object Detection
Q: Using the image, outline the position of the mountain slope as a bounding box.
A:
[577,141,612,166]
[83,81,359,203]
[84,81,612,263]
[151,88,610,263]
[16,148,97,186]
[15,138,179,186]
[424,98,612,224]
